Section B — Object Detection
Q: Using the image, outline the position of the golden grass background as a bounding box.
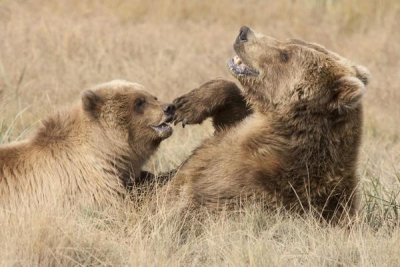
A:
[0,0,399,266]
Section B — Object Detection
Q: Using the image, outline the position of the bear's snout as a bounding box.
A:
[237,26,251,43]
[238,26,250,42]
[163,104,176,121]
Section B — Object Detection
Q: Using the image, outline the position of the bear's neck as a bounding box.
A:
[273,105,363,177]
[128,132,162,171]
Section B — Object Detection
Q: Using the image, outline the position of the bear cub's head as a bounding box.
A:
[228,26,370,114]
[82,80,175,143]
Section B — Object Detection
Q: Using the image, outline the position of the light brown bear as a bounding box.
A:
[0,80,175,208]
[167,26,370,223]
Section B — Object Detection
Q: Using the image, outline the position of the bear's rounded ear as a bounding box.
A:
[82,90,103,117]
[330,76,365,112]
[353,65,370,86]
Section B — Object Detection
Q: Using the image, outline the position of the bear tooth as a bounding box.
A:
[233,56,241,65]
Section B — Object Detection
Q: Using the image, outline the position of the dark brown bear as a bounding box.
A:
[166,27,370,224]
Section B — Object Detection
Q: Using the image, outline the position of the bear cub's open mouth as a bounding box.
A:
[151,123,171,132]
[151,116,173,138]
[228,55,259,77]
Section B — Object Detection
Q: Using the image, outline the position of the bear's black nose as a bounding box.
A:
[163,104,176,116]
[238,26,250,42]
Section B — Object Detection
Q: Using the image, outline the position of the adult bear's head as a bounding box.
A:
[228,26,370,114]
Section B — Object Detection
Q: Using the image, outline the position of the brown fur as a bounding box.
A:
[0,80,174,208]
[166,27,370,224]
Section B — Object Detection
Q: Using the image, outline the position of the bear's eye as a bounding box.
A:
[280,50,290,63]
[134,97,146,112]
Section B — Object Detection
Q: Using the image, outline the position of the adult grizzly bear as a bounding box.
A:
[167,27,370,223]
[0,80,175,208]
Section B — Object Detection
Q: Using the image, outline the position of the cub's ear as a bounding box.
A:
[353,65,370,86]
[330,76,365,112]
[82,90,103,117]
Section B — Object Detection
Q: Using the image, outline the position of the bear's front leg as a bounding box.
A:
[173,79,252,132]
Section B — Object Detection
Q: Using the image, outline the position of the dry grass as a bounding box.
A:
[0,0,399,266]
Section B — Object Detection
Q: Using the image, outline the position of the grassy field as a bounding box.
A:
[0,0,400,266]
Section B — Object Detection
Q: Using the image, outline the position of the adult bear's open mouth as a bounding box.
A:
[228,55,259,77]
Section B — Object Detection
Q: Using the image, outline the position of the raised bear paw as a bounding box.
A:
[173,88,212,127]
